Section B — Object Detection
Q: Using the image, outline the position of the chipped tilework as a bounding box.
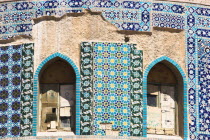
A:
[80,42,143,136]
[130,45,143,136]
[80,42,93,135]
[142,56,188,139]
[0,0,151,40]
[0,44,34,138]
[98,1,151,31]
[20,44,34,137]
[32,53,81,136]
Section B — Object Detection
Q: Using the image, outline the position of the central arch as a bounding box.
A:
[142,56,188,139]
[32,53,80,136]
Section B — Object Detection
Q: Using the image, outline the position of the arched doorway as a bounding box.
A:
[38,57,76,133]
[143,57,187,139]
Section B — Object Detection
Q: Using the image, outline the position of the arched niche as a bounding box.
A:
[142,56,187,139]
[38,57,76,133]
[32,53,81,136]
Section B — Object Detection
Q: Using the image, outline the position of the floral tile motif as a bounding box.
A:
[20,44,34,137]
[130,45,143,136]
[80,42,93,135]
[80,42,143,136]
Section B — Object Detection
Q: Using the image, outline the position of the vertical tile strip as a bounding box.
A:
[130,45,143,136]
[80,42,93,135]
[20,43,34,137]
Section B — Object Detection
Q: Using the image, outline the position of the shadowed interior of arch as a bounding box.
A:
[146,60,184,138]
[38,57,76,134]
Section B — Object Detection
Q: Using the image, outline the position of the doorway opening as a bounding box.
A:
[147,61,184,138]
[38,57,76,133]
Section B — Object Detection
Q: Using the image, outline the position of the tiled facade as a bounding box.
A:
[0,0,209,140]
[80,42,143,136]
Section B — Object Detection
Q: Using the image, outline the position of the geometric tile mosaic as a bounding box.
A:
[152,1,185,30]
[0,44,34,138]
[0,45,22,138]
[92,42,131,136]
[80,42,143,136]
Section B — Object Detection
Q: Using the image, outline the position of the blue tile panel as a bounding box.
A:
[0,45,22,138]
[92,42,131,136]
[152,2,185,30]
[32,53,81,136]
[186,5,210,140]
[0,44,33,138]
[80,42,143,136]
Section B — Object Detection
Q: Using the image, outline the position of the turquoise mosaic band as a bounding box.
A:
[80,42,93,135]
[20,44,34,137]
[130,45,143,136]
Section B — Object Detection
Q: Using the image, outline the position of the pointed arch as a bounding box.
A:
[32,52,80,136]
[142,56,188,139]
